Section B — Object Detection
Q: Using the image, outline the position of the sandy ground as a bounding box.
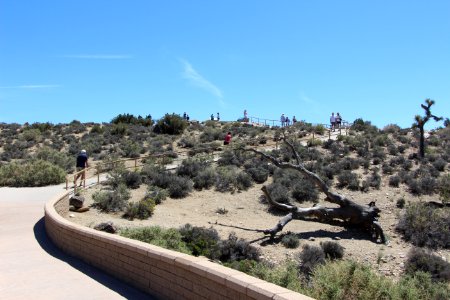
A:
[64,175,450,280]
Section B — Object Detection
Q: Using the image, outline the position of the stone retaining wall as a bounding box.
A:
[45,192,313,300]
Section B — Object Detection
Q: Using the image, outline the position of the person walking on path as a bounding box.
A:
[224,132,232,145]
[330,112,336,132]
[74,149,88,187]
[280,114,286,127]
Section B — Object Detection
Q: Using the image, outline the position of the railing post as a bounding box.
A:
[66,178,68,190]
[312,132,315,141]
[97,166,100,184]
[83,169,86,188]
[328,130,331,140]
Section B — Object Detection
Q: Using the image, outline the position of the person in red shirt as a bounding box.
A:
[224,132,232,145]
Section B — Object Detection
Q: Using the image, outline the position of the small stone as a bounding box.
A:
[308,237,315,241]
[69,195,85,209]
[69,214,75,218]
[334,237,341,240]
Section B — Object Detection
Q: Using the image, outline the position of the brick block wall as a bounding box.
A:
[45,192,313,300]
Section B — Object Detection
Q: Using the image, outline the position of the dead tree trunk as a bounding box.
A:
[246,139,387,244]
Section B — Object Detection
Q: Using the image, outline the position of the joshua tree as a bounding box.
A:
[413,99,442,158]
[244,138,387,244]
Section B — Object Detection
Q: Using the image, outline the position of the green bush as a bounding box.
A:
[0,160,66,187]
[167,176,193,198]
[20,128,42,142]
[111,113,153,126]
[218,232,260,262]
[299,244,326,275]
[396,202,450,249]
[246,167,269,184]
[236,171,253,191]
[193,168,216,190]
[389,175,401,187]
[281,233,300,249]
[179,224,220,258]
[123,197,156,220]
[92,183,130,212]
[405,248,450,282]
[120,226,189,253]
[153,113,187,135]
[438,174,450,204]
[337,171,359,190]
[177,158,207,178]
[146,186,168,204]
[321,241,344,260]
[35,147,74,172]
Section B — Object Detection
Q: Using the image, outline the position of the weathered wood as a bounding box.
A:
[246,138,387,244]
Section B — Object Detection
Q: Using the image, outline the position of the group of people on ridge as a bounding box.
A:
[330,112,343,131]
[280,114,298,127]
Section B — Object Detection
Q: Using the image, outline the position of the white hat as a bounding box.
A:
[81,149,86,154]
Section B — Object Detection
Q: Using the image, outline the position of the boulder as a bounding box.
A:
[94,221,117,234]
[69,195,85,209]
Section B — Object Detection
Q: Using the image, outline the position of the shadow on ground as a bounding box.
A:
[33,217,155,299]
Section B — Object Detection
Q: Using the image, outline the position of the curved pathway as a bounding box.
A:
[0,183,151,299]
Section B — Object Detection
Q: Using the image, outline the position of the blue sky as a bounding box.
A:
[0,1,449,128]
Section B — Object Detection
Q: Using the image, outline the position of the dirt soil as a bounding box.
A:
[64,176,450,280]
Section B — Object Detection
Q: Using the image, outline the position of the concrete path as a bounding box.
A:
[0,183,152,299]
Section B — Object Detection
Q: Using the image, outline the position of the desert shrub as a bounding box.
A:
[149,169,173,189]
[110,123,128,136]
[218,232,260,262]
[120,226,189,253]
[396,197,406,208]
[389,175,401,187]
[120,140,142,158]
[266,183,290,204]
[337,170,359,190]
[193,168,216,190]
[199,127,224,143]
[374,134,390,147]
[167,175,193,198]
[153,113,187,135]
[177,136,196,148]
[122,171,142,189]
[281,233,300,249]
[299,244,326,275]
[407,177,437,196]
[320,241,344,260]
[291,179,319,203]
[30,122,54,133]
[213,167,253,192]
[246,167,269,183]
[90,124,104,134]
[236,171,253,191]
[0,160,65,187]
[177,158,206,178]
[146,186,168,204]
[218,149,241,166]
[382,163,394,175]
[396,202,450,249]
[433,158,447,172]
[405,248,450,282]
[35,147,74,172]
[20,128,42,142]
[179,224,220,258]
[439,174,450,204]
[123,197,156,220]
[367,170,381,189]
[313,124,326,135]
[92,183,130,212]
[383,124,401,134]
[372,146,386,160]
[111,113,153,126]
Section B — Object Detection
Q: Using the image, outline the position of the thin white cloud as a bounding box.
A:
[0,84,61,89]
[180,59,225,105]
[62,54,132,59]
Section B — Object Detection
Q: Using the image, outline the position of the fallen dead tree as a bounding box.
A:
[245,139,387,244]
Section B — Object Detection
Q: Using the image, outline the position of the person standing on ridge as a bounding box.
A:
[292,116,297,123]
[280,114,286,127]
[217,112,220,121]
[336,112,342,129]
[74,149,88,187]
[330,112,336,132]
[244,109,248,122]
[210,114,214,121]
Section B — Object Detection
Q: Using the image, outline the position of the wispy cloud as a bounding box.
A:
[62,54,132,59]
[0,84,61,89]
[180,59,225,105]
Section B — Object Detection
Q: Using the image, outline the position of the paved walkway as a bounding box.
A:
[0,183,152,299]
